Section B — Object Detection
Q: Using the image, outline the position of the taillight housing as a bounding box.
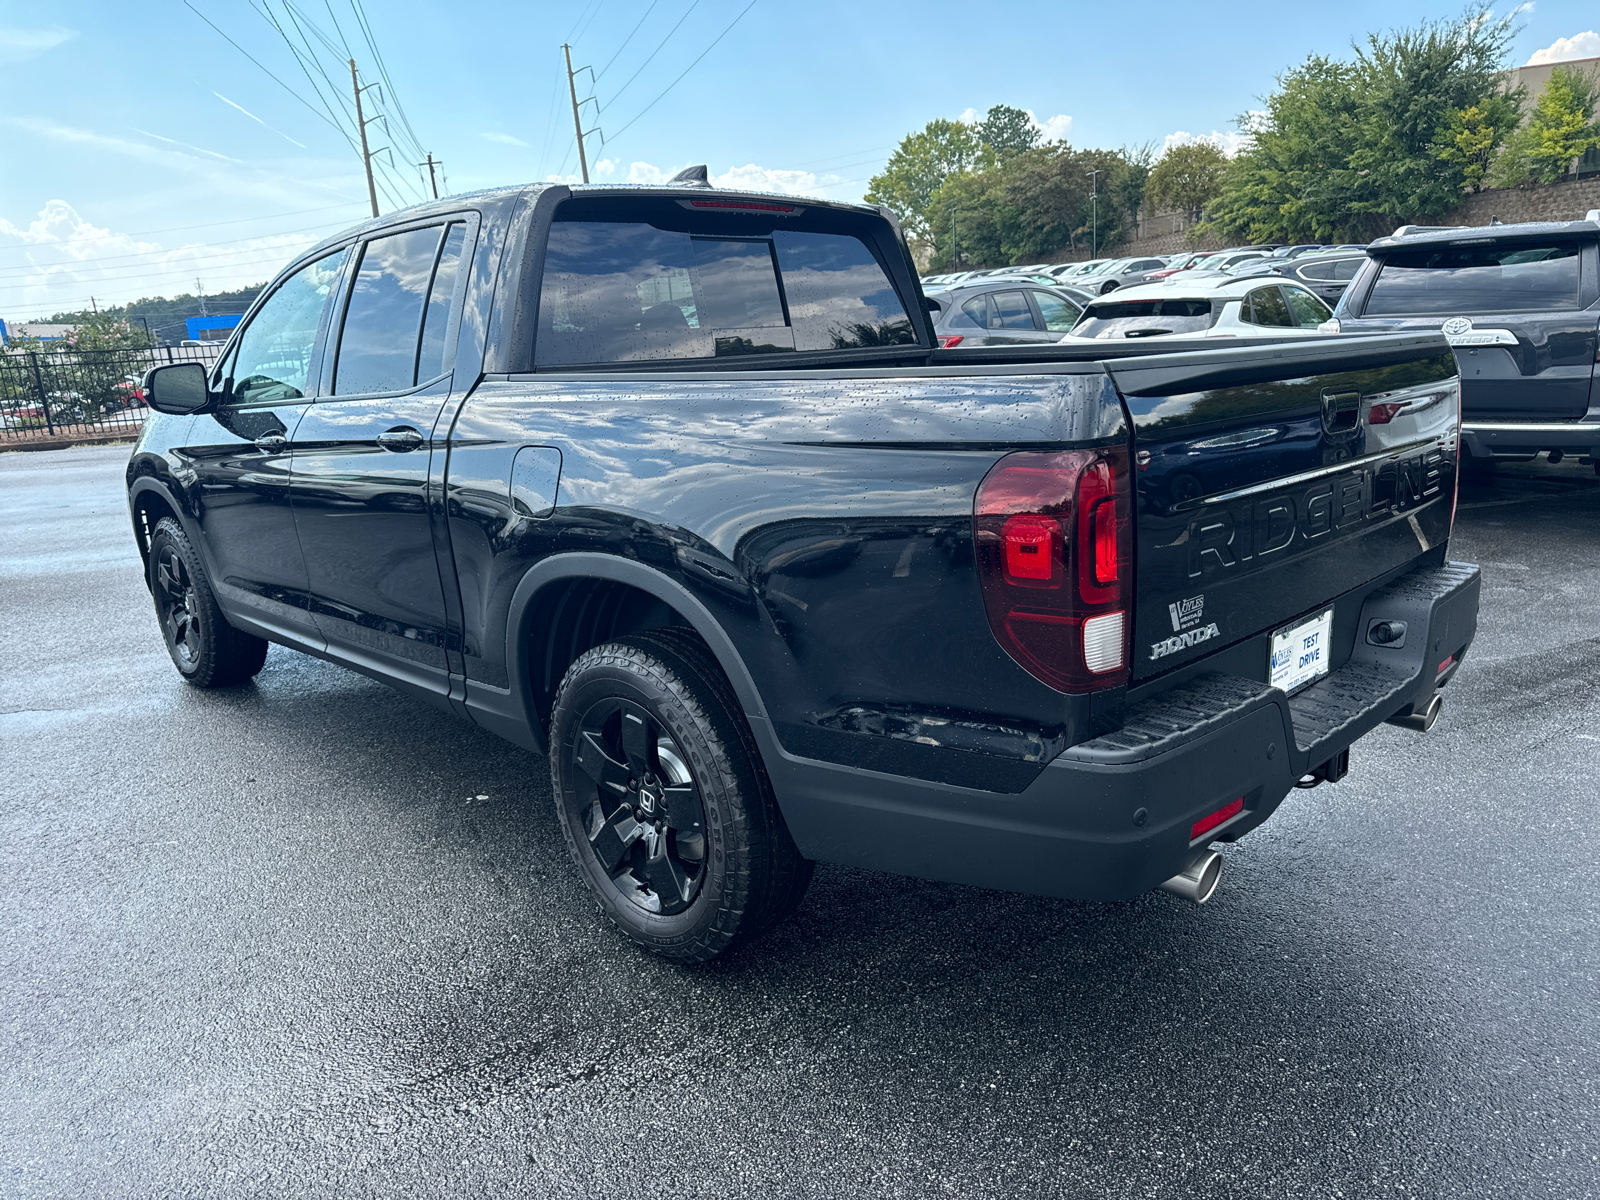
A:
[939,335,964,349]
[973,447,1133,692]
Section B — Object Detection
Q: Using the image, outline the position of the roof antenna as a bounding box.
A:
[669,164,712,188]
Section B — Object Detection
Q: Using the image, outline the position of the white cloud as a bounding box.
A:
[0,25,76,64]
[1162,114,1263,158]
[1034,113,1073,142]
[0,200,359,318]
[1526,30,1600,65]
[956,107,1072,143]
[480,131,531,148]
[594,158,617,176]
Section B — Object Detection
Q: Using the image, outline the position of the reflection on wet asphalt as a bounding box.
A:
[2,445,1597,1198]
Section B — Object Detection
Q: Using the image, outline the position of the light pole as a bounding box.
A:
[1086,169,1101,258]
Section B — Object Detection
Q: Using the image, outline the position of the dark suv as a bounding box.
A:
[1334,214,1600,464]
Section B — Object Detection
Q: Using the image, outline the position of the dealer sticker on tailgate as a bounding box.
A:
[1270,607,1333,694]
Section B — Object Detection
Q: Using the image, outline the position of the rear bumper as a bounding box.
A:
[1463,421,1600,458]
[762,561,1480,902]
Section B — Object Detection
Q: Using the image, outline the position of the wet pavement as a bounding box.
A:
[2,443,1597,1199]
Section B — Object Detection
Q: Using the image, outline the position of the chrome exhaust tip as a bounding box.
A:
[1159,849,1223,905]
[1387,692,1443,733]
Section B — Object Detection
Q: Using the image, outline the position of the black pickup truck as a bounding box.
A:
[1333,212,1600,465]
[128,179,1480,961]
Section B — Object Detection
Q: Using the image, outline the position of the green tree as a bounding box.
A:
[1433,96,1523,191]
[1146,142,1230,218]
[865,118,989,241]
[977,104,1041,158]
[1499,64,1600,183]
[1206,7,1523,243]
[1346,8,1519,216]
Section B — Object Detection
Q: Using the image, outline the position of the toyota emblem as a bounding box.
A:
[1441,316,1473,337]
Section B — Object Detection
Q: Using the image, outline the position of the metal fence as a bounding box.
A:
[0,344,224,444]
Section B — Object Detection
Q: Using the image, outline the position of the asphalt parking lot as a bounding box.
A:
[2,443,1597,1199]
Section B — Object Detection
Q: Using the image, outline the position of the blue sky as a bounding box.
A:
[1,0,1597,318]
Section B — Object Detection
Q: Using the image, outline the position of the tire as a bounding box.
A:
[147,516,269,687]
[1100,280,1119,294]
[549,629,813,962]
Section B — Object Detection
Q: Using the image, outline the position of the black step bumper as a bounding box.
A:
[1463,422,1600,458]
[760,561,1480,902]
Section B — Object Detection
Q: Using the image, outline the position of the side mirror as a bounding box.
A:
[143,362,213,415]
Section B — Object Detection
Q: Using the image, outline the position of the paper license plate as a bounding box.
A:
[1269,607,1333,694]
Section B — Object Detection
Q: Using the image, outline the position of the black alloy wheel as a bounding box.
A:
[571,698,708,915]
[549,630,813,961]
[153,544,202,668]
[146,516,269,687]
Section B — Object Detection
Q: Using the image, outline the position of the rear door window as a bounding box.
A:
[334,225,447,394]
[989,290,1036,329]
[1363,242,1582,315]
[1244,287,1293,327]
[536,220,915,366]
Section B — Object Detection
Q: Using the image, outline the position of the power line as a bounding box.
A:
[183,1,346,137]
[607,0,701,108]
[596,0,660,80]
[606,0,758,147]
[0,247,328,294]
[0,219,359,277]
[0,203,367,254]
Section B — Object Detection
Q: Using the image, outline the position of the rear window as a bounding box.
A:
[536,220,915,366]
[1363,242,1582,316]
[1072,298,1217,339]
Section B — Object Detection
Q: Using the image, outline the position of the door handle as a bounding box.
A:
[254,433,288,451]
[375,426,426,452]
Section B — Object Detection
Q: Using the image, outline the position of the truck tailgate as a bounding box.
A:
[1104,335,1459,685]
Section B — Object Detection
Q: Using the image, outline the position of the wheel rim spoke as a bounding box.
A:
[588,803,643,873]
[643,832,693,908]
[575,730,631,796]
[619,706,654,775]
[661,784,704,836]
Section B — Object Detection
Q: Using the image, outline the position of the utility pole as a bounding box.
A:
[950,207,958,269]
[420,153,442,200]
[350,57,381,218]
[196,280,207,318]
[1086,169,1101,258]
[563,43,590,184]
[89,296,98,314]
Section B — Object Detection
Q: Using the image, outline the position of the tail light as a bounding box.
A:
[939,335,964,349]
[1449,378,1461,538]
[973,447,1133,692]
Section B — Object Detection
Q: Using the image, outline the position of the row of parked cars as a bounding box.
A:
[922,212,1600,467]
[921,243,1373,349]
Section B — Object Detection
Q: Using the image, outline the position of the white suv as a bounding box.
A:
[1060,275,1337,341]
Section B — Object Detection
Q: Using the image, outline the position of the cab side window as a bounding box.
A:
[225,251,344,405]
[334,221,467,395]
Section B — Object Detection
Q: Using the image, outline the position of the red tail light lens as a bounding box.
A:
[974,447,1133,693]
[939,335,964,349]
